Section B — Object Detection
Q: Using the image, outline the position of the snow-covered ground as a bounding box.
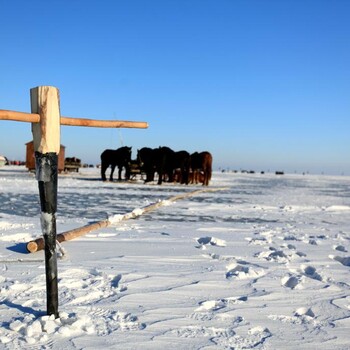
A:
[1,166,350,349]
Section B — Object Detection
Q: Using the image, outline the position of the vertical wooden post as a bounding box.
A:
[30,86,60,318]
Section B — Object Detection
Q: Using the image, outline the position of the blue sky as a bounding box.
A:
[1,0,349,175]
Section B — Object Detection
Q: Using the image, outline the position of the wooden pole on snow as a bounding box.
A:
[31,86,60,318]
[26,187,229,253]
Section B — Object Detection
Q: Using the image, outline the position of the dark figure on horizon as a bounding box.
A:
[100,146,132,181]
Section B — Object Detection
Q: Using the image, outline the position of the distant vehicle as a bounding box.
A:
[64,157,82,172]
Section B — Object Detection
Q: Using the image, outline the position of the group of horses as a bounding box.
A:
[100,146,213,186]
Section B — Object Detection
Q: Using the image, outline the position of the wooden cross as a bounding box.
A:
[0,86,148,318]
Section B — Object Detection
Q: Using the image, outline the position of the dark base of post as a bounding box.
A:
[35,151,59,318]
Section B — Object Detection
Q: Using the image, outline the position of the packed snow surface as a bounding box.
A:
[1,166,350,349]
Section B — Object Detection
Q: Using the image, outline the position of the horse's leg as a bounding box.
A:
[182,166,189,185]
[203,168,210,186]
[203,171,207,186]
[101,162,108,181]
[184,170,189,185]
[167,168,174,183]
[125,165,131,180]
[157,167,163,185]
[178,169,183,184]
[144,172,151,182]
[144,166,153,182]
[118,166,123,181]
[194,170,198,184]
[110,164,116,181]
[191,170,195,184]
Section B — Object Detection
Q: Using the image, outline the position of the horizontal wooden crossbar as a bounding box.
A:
[0,109,148,129]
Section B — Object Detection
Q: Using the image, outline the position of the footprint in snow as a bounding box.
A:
[226,263,265,280]
[58,268,126,306]
[334,245,347,252]
[195,236,226,249]
[294,307,315,318]
[283,234,301,241]
[195,299,226,312]
[295,251,307,258]
[194,296,248,315]
[212,326,272,349]
[111,274,127,291]
[305,235,327,246]
[269,307,316,326]
[329,255,350,267]
[255,248,291,264]
[281,274,303,289]
[246,236,269,246]
[89,309,146,334]
[302,265,323,281]
[283,243,297,250]
[281,244,307,258]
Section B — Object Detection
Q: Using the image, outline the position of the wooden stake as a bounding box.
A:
[31,86,60,318]
[0,86,150,319]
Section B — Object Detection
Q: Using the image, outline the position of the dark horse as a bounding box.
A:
[137,146,175,185]
[136,147,155,182]
[153,146,175,184]
[172,150,191,184]
[100,146,132,181]
[190,151,212,186]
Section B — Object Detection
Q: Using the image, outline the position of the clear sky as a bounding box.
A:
[1,0,349,175]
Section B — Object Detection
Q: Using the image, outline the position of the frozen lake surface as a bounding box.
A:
[1,166,350,349]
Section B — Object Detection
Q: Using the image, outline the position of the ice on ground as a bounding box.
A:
[1,167,350,349]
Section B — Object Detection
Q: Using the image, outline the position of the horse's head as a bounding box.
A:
[117,146,132,164]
